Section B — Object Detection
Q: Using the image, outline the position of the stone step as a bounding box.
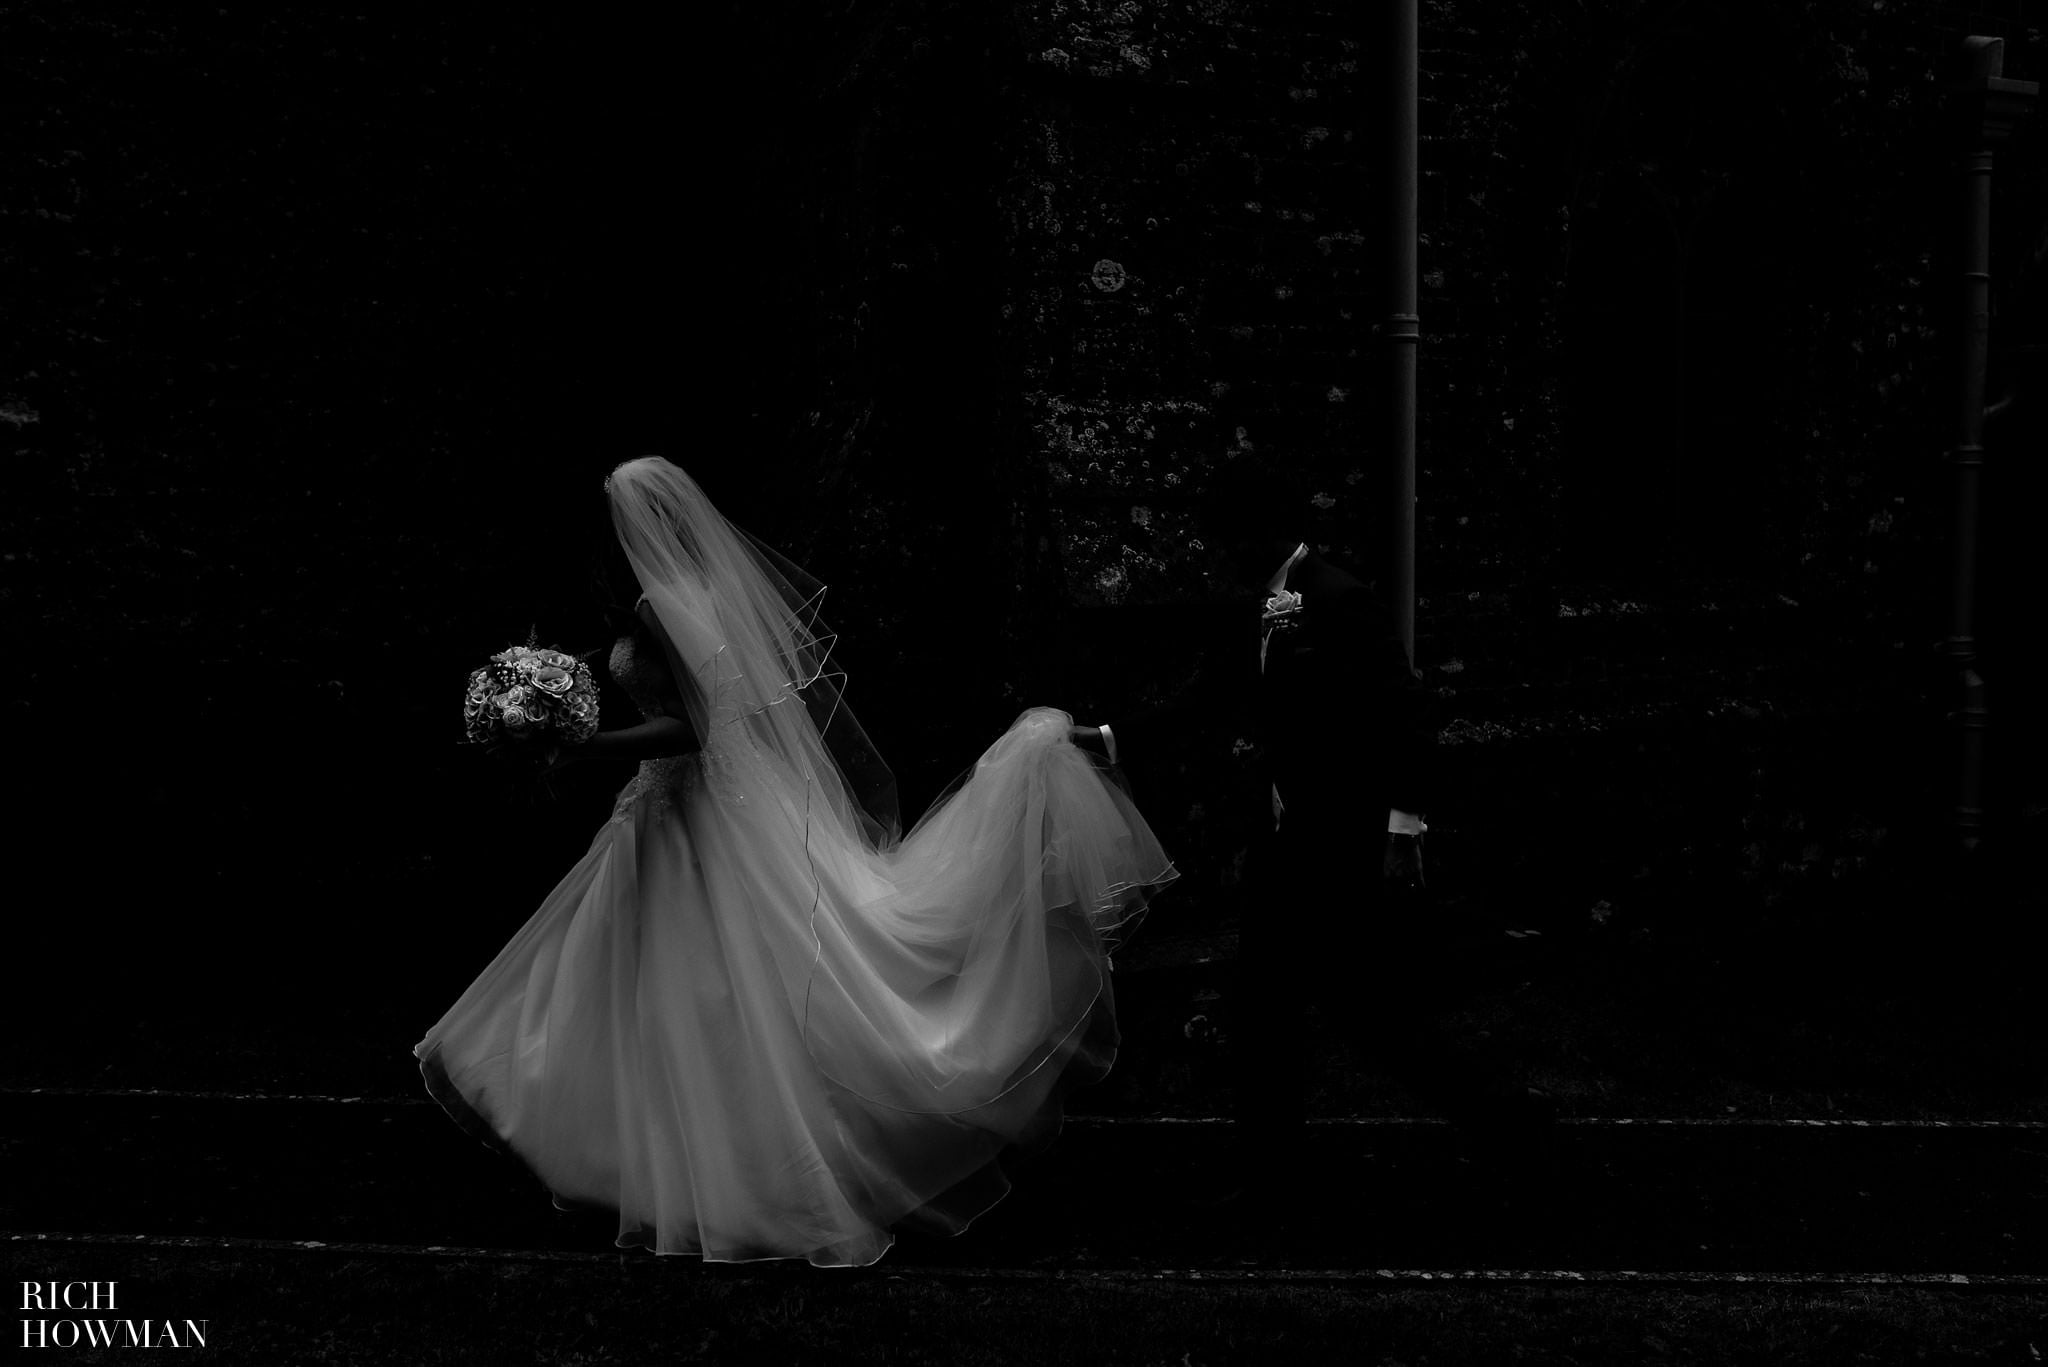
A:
[7,1092,2044,1275]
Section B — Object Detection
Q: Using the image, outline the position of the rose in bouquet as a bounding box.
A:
[463,638,600,772]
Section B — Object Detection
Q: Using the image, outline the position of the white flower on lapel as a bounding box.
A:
[1261,588,1304,633]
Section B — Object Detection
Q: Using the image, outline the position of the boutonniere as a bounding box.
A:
[1261,588,1305,634]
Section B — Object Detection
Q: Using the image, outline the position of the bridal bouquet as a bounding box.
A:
[462,640,600,767]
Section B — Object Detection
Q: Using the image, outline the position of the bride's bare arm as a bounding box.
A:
[585,714,699,760]
[564,601,705,765]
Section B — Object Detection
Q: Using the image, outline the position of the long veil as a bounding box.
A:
[605,456,1174,1127]
[605,457,900,849]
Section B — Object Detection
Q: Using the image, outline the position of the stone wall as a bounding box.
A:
[6,2,2042,1016]
[949,0,2048,938]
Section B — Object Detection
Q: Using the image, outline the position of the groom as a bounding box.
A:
[1074,460,1541,1175]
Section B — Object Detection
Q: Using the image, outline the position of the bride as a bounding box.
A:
[416,457,1176,1266]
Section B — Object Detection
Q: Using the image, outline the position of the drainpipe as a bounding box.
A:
[1383,0,1420,666]
[1945,36,2036,858]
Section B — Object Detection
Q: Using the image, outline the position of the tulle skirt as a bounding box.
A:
[415,707,1174,1266]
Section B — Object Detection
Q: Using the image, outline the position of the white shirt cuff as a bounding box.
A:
[1388,809,1426,836]
[1098,723,1118,766]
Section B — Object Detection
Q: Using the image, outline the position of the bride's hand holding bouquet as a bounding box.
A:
[462,639,600,778]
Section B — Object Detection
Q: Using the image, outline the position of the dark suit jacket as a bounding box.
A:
[1105,549,1432,830]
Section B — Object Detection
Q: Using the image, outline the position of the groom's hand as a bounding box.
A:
[1383,832,1425,892]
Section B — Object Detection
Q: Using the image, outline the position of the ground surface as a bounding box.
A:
[7,911,2042,1362]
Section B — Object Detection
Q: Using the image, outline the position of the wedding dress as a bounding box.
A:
[417,459,1175,1267]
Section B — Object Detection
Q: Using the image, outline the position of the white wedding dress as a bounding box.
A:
[417,627,1174,1266]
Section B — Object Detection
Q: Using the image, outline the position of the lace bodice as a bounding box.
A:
[609,631,673,723]
[606,631,712,822]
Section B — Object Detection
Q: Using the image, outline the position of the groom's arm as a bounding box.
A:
[1329,583,1434,819]
[1321,586,1433,888]
[1376,625,1433,820]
